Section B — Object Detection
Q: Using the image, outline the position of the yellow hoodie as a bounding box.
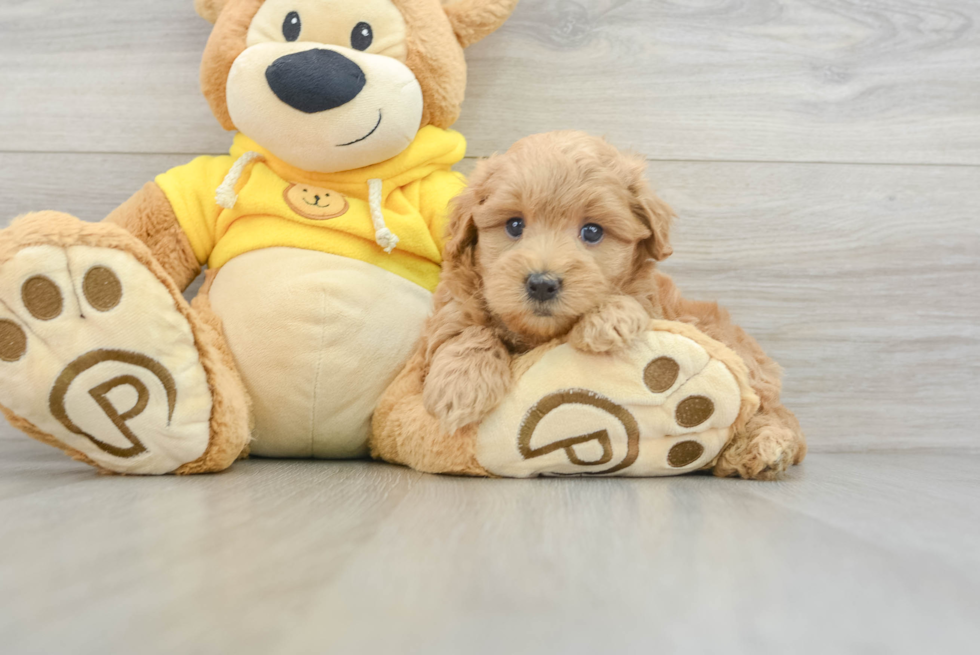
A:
[155,126,467,291]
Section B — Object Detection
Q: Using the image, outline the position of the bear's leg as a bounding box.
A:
[0,212,251,475]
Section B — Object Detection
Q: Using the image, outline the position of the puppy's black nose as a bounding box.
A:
[526,273,562,302]
[266,49,366,114]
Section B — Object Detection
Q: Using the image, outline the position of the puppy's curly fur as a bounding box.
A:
[420,131,806,479]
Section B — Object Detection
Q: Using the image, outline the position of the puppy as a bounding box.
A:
[420,131,805,480]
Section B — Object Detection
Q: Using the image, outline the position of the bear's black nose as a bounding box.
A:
[266,49,366,114]
[526,273,562,302]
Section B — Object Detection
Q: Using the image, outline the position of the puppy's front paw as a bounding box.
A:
[569,296,649,354]
[423,328,512,434]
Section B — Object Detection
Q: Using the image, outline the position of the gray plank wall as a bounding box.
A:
[0,0,977,452]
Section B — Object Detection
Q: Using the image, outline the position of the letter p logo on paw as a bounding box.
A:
[476,324,754,478]
[517,390,640,476]
[49,349,178,459]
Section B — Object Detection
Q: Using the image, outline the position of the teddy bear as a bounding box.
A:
[0,0,519,474]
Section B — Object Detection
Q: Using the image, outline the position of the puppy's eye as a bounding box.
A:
[351,22,373,51]
[282,12,301,42]
[505,218,525,239]
[580,223,604,244]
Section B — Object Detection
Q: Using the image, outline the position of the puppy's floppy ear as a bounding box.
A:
[443,155,498,266]
[443,190,479,266]
[195,0,229,23]
[440,185,482,303]
[444,0,520,48]
[440,156,503,304]
[628,160,674,261]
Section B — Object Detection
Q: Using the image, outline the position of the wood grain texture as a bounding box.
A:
[0,153,191,221]
[459,0,980,164]
[0,0,219,155]
[0,442,977,654]
[1,0,979,163]
[3,153,976,452]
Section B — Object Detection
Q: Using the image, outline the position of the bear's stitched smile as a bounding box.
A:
[337,110,383,147]
[303,195,332,207]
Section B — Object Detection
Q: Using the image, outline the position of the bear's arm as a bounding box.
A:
[105,155,235,291]
[105,182,201,291]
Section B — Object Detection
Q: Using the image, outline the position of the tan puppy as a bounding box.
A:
[420,131,805,479]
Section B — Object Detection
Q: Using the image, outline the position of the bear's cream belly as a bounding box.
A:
[208,248,432,458]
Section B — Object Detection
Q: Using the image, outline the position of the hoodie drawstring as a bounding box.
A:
[216,151,264,209]
[368,178,399,254]
[215,153,399,255]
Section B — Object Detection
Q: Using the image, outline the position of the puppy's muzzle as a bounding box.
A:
[266,49,366,114]
[526,273,563,303]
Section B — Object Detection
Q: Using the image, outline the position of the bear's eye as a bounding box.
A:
[351,22,373,51]
[505,218,525,239]
[580,223,604,245]
[283,11,301,42]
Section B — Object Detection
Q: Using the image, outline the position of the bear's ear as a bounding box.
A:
[195,0,230,23]
[443,0,520,48]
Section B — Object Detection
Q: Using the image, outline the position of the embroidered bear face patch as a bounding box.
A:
[284,183,349,220]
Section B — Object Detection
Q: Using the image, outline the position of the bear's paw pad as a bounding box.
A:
[476,325,749,477]
[0,245,212,474]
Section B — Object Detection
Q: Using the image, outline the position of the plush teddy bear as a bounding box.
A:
[0,0,518,474]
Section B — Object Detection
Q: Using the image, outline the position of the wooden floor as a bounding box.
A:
[1,436,978,654]
[1,0,979,652]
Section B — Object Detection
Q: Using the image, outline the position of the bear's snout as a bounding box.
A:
[265,49,366,114]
